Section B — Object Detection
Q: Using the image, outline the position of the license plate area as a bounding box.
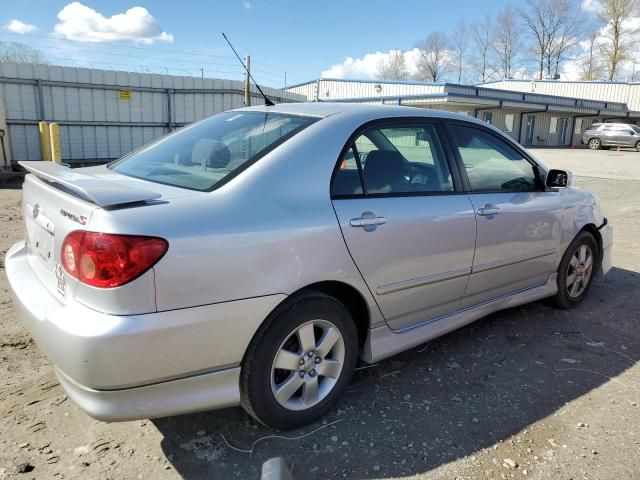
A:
[25,204,56,269]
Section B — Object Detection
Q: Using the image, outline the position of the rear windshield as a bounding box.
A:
[109,111,317,191]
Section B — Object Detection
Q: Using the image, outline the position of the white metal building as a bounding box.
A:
[0,63,304,165]
[285,78,638,148]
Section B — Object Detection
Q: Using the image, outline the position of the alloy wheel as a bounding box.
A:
[270,319,345,411]
[566,244,594,298]
[588,138,600,150]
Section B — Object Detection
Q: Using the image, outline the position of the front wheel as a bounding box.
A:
[635,140,640,152]
[240,291,358,430]
[588,138,601,150]
[553,231,598,309]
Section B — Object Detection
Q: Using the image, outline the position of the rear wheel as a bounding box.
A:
[553,231,598,309]
[240,291,358,430]
[588,138,601,150]
[635,140,640,152]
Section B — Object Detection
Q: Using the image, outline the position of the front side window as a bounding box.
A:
[449,124,537,192]
[110,112,316,191]
[332,123,454,196]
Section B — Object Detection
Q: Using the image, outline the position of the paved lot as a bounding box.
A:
[1,148,639,479]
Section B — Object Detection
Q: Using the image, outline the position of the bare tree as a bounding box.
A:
[376,50,409,80]
[494,6,520,79]
[598,0,639,80]
[519,0,581,79]
[0,42,47,64]
[547,1,583,77]
[451,22,468,83]
[470,16,496,82]
[579,30,604,80]
[415,32,450,82]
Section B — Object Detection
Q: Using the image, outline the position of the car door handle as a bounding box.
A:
[350,216,387,227]
[477,206,500,216]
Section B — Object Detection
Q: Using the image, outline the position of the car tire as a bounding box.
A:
[635,140,640,152]
[588,138,601,150]
[240,290,358,430]
[553,231,598,309]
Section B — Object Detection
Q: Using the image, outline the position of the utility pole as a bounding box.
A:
[244,55,251,107]
[200,67,204,79]
[284,72,287,88]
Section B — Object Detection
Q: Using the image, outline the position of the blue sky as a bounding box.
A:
[0,0,519,85]
[0,1,606,85]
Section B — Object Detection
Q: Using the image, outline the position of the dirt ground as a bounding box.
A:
[1,148,639,480]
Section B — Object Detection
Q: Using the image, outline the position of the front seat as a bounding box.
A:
[207,142,232,169]
[363,150,409,193]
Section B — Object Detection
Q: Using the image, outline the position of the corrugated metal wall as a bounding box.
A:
[0,63,305,164]
[485,80,640,116]
[286,79,445,101]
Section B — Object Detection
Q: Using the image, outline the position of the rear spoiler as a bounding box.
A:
[19,161,162,208]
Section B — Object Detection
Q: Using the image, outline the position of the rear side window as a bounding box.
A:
[449,124,537,192]
[332,123,454,196]
[110,112,316,191]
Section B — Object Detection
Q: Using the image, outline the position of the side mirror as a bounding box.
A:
[546,169,572,188]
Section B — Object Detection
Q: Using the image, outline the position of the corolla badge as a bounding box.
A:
[32,203,40,219]
[60,209,87,225]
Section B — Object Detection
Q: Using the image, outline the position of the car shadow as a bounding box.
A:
[153,265,639,479]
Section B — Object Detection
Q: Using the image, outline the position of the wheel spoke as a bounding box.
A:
[317,359,341,378]
[297,323,316,353]
[315,327,340,358]
[275,374,304,404]
[578,246,587,263]
[584,254,593,270]
[302,377,319,406]
[570,255,579,268]
[570,278,581,296]
[273,349,301,371]
[566,273,576,286]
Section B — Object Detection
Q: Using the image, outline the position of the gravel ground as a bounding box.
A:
[1,149,639,480]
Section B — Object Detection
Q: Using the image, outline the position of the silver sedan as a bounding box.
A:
[6,103,613,429]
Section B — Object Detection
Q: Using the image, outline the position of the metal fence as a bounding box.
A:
[0,62,306,165]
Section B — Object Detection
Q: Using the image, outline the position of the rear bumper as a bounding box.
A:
[5,241,285,420]
[56,366,241,421]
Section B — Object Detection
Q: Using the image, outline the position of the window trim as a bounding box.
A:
[330,117,464,200]
[442,119,546,194]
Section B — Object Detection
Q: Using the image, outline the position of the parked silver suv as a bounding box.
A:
[582,122,640,151]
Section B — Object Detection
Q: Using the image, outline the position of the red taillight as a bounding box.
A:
[61,231,168,288]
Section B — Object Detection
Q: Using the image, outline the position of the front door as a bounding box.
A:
[558,117,569,145]
[525,115,536,145]
[446,122,563,308]
[331,121,476,330]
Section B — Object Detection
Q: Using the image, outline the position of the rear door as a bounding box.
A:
[331,119,476,330]
[444,121,563,308]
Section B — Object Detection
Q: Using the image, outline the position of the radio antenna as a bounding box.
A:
[222,33,275,106]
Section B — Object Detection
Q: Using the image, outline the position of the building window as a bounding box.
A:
[504,114,515,133]
[482,111,493,125]
[549,117,558,134]
[574,118,583,134]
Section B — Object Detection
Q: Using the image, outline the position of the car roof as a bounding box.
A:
[237,101,476,122]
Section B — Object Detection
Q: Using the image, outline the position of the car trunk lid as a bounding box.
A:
[19,161,175,303]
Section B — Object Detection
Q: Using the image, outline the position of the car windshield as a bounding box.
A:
[109,111,317,191]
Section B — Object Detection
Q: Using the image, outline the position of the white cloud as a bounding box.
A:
[321,49,423,79]
[4,19,38,34]
[581,0,604,14]
[53,2,174,44]
[243,1,252,9]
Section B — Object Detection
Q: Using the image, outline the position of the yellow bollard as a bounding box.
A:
[38,121,51,161]
[49,123,61,163]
